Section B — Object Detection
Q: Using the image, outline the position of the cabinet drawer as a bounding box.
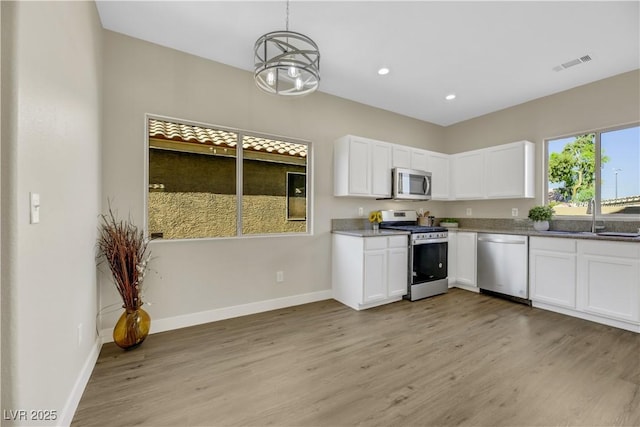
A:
[530,236,576,253]
[364,237,388,250]
[578,240,640,259]
[388,235,408,248]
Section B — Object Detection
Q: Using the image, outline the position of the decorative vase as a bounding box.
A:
[533,220,550,231]
[113,305,151,350]
[372,223,379,232]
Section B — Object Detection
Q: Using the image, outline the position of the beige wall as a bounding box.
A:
[442,70,640,219]
[0,4,637,420]
[101,29,640,335]
[1,1,102,425]
[100,30,446,331]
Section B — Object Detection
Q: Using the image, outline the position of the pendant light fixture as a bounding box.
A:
[254,0,320,96]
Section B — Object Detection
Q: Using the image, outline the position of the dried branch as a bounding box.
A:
[97,205,150,310]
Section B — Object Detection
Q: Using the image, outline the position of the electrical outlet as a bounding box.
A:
[466,208,472,216]
[512,208,518,217]
[358,207,363,216]
[276,271,284,283]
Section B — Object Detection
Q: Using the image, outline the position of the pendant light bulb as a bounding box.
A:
[288,65,298,78]
[295,77,303,91]
[266,71,275,86]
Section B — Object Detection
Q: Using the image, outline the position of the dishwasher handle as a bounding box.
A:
[477,236,526,244]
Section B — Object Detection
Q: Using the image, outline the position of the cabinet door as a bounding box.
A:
[364,250,387,303]
[484,141,534,198]
[371,142,391,197]
[410,149,428,172]
[425,151,450,200]
[456,232,477,287]
[348,137,371,195]
[387,247,408,297]
[452,151,484,199]
[530,249,577,308]
[447,231,458,286]
[392,146,411,168]
[577,241,640,322]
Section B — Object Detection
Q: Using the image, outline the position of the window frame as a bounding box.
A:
[543,121,639,220]
[144,114,313,241]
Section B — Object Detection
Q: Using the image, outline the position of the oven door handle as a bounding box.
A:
[412,238,448,245]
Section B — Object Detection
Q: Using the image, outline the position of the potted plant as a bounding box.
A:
[439,218,459,228]
[528,205,554,231]
[97,206,152,350]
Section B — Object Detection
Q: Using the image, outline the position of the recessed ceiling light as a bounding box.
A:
[445,94,456,101]
[377,67,390,76]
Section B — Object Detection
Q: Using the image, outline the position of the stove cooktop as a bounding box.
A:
[380,224,447,233]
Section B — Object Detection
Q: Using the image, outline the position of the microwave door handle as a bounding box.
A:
[423,176,429,195]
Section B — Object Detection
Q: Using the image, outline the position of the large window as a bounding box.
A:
[546,123,639,216]
[147,116,310,239]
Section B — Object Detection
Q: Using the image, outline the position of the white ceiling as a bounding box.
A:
[95,1,640,126]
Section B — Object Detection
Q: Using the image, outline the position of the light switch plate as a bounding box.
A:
[30,192,40,224]
[512,208,519,217]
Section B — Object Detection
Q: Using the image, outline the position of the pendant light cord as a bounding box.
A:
[286,0,290,32]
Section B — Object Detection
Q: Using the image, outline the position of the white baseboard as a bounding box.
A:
[453,284,480,293]
[100,289,333,343]
[58,338,101,427]
[532,301,640,333]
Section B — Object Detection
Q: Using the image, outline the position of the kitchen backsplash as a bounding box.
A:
[454,218,640,233]
[331,217,640,233]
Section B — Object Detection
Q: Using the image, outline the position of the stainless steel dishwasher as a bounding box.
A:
[477,233,529,299]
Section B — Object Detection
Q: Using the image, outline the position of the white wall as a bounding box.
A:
[99,31,447,333]
[0,2,102,425]
[442,70,640,219]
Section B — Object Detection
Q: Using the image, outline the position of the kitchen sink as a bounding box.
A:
[538,230,640,238]
[538,230,594,235]
[596,231,640,238]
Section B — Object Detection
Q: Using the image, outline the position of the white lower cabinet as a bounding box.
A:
[447,231,458,287]
[447,231,477,291]
[455,232,477,291]
[530,237,577,309]
[333,233,408,310]
[577,240,640,324]
[530,237,640,332]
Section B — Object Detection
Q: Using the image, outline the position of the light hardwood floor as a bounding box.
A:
[72,289,640,426]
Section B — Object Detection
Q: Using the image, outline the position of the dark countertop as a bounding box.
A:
[332,229,410,238]
[447,227,640,243]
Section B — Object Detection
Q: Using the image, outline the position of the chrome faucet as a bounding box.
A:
[590,198,597,233]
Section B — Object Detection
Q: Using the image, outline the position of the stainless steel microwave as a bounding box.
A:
[392,168,432,200]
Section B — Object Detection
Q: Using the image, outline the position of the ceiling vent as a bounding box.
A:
[553,55,592,72]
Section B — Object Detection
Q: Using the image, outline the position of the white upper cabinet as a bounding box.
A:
[410,149,428,172]
[484,140,534,199]
[392,146,428,171]
[371,142,392,197]
[391,146,410,169]
[335,135,533,201]
[451,149,485,200]
[334,135,391,198]
[425,151,450,200]
[451,140,534,200]
[393,147,448,199]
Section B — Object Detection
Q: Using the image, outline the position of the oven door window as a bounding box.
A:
[413,242,448,283]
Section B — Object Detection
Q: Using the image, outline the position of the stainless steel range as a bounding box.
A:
[380,210,448,301]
